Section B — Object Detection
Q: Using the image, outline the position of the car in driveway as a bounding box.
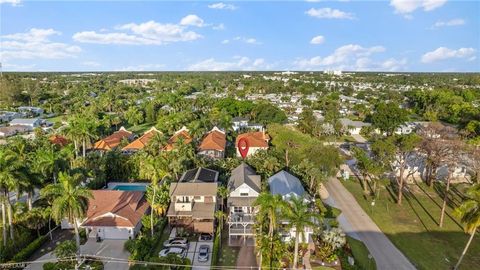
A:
[199,233,213,241]
[197,245,210,262]
[163,237,189,248]
[159,246,187,258]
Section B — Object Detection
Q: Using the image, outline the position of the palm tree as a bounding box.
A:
[253,192,286,269]
[35,146,64,183]
[284,196,319,269]
[141,155,171,237]
[453,184,480,270]
[217,186,229,212]
[214,210,226,238]
[0,148,25,244]
[41,171,92,253]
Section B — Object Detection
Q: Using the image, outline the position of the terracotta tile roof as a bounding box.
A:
[92,127,132,151]
[198,127,226,152]
[122,127,161,151]
[164,126,192,151]
[49,135,69,147]
[235,131,270,148]
[82,190,149,228]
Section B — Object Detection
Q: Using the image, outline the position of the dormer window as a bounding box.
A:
[240,192,249,196]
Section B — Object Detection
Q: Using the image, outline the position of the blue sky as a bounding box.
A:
[1,0,479,72]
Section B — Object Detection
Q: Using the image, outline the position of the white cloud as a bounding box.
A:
[432,18,465,28]
[187,56,271,71]
[212,23,225,30]
[208,2,237,10]
[0,28,81,61]
[221,39,230,44]
[82,61,101,67]
[115,64,165,71]
[306,8,354,19]
[180,14,205,27]
[390,0,447,15]
[73,19,202,45]
[227,36,262,45]
[310,35,325,45]
[421,47,476,63]
[0,0,21,6]
[293,44,401,71]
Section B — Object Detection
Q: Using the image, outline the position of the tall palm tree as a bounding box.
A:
[214,210,226,238]
[253,192,286,269]
[41,171,92,253]
[453,184,480,270]
[284,196,319,269]
[141,155,171,237]
[35,146,64,184]
[217,186,229,212]
[0,148,25,244]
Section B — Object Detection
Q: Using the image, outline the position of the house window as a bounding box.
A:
[240,192,249,196]
[233,207,243,213]
[194,196,201,200]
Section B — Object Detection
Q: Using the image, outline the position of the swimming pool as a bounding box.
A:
[112,185,147,191]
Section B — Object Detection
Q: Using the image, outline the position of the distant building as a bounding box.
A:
[235,131,270,157]
[0,126,31,137]
[122,127,162,153]
[9,118,42,129]
[18,106,44,116]
[339,118,371,135]
[198,127,226,159]
[0,111,22,123]
[232,117,249,131]
[324,70,343,76]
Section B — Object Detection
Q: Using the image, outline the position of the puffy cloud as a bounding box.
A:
[306,8,354,19]
[421,47,476,63]
[187,56,271,71]
[390,0,447,15]
[310,35,325,44]
[73,19,202,45]
[293,44,403,71]
[432,18,465,28]
[208,2,237,10]
[1,28,81,60]
[224,36,261,45]
[0,0,21,6]
[180,14,205,27]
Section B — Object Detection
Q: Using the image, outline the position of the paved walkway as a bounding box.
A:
[351,133,367,143]
[236,245,258,269]
[324,177,416,270]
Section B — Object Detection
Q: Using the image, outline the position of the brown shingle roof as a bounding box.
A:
[92,127,132,151]
[235,131,270,148]
[49,135,69,147]
[122,127,161,151]
[199,127,226,152]
[82,190,149,228]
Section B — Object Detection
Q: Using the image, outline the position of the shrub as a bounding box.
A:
[11,235,48,262]
[211,226,221,266]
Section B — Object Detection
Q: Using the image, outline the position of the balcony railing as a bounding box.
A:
[228,213,254,223]
[229,227,254,235]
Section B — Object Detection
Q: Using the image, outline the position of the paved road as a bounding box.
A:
[324,177,416,270]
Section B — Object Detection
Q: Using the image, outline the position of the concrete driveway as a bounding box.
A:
[185,240,213,270]
[82,239,130,270]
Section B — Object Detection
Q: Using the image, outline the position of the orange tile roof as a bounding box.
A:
[235,131,270,148]
[92,127,132,151]
[82,190,149,228]
[122,127,161,151]
[164,126,192,151]
[49,134,69,147]
[199,127,226,152]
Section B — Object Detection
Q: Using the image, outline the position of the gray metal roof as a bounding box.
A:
[9,118,41,125]
[228,163,261,193]
[268,170,306,198]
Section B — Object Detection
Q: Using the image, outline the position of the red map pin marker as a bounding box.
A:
[237,138,249,159]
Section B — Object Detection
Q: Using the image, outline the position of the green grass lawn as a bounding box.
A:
[45,114,67,124]
[341,178,480,270]
[346,236,376,270]
[128,122,154,134]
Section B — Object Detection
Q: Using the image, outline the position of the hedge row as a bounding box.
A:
[11,235,48,262]
[211,226,221,266]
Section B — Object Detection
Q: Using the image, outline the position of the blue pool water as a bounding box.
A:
[112,185,147,191]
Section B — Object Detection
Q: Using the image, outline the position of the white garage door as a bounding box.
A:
[102,227,131,240]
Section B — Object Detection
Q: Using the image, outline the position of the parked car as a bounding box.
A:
[199,233,213,241]
[163,237,189,248]
[159,247,187,258]
[197,245,210,262]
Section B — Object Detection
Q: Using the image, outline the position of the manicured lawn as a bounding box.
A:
[45,114,67,124]
[128,123,154,134]
[347,236,376,270]
[341,178,480,270]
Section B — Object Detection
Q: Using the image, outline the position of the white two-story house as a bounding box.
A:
[227,163,261,246]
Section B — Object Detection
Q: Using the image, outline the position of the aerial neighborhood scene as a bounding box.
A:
[1,0,479,270]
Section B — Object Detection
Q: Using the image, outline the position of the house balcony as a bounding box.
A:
[228,213,254,224]
[174,200,193,212]
[229,224,254,236]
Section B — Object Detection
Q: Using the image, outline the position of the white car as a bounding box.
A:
[159,247,187,258]
[163,237,189,248]
[197,245,210,262]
